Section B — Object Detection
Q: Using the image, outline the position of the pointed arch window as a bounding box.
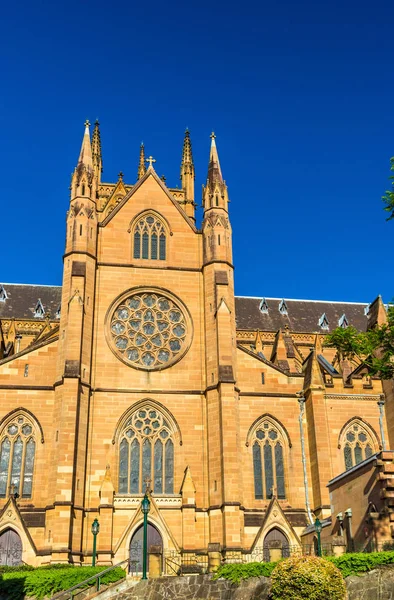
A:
[118,406,174,494]
[133,215,166,261]
[0,415,36,498]
[341,420,376,470]
[252,419,286,500]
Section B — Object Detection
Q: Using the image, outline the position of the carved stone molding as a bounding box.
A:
[325,394,382,402]
[114,495,182,508]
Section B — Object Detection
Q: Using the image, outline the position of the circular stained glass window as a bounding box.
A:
[107,288,192,370]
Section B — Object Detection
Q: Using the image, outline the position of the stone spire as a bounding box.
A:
[77,120,93,171]
[137,142,146,180]
[71,120,94,199]
[207,132,223,187]
[92,119,102,180]
[180,129,195,220]
[203,132,228,213]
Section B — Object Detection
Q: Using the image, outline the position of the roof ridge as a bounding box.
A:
[235,296,369,305]
[0,283,61,288]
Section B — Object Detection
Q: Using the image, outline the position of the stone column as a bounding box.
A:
[149,545,163,578]
[207,542,222,573]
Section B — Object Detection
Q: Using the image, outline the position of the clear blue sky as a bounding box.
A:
[1,0,393,303]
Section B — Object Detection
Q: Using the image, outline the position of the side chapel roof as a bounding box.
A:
[0,284,62,320]
[235,296,370,333]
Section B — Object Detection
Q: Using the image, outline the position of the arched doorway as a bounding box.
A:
[0,529,22,566]
[129,523,162,573]
[263,527,290,562]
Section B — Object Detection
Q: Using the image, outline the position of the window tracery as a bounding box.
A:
[118,406,174,495]
[0,415,36,498]
[252,419,286,500]
[133,214,166,261]
[342,420,375,470]
[107,289,192,371]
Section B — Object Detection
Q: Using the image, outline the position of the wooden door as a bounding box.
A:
[0,529,22,566]
[130,523,162,572]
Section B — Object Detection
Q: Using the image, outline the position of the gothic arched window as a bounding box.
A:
[341,420,376,470]
[0,414,36,498]
[252,419,286,500]
[133,214,166,261]
[119,406,174,495]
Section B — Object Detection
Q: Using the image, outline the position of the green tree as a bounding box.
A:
[382,157,394,220]
[324,305,394,380]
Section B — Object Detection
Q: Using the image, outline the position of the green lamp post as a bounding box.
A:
[141,492,151,580]
[315,517,322,557]
[91,518,100,566]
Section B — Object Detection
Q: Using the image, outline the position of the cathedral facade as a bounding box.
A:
[0,122,390,567]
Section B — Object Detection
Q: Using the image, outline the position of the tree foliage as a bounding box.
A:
[324,305,394,380]
[382,157,394,220]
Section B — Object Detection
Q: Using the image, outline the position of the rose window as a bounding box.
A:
[107,289,192,370]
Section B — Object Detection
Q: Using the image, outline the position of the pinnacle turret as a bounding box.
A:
[92,119,103,180]
[137,143,146,180]
[180,129,195,221]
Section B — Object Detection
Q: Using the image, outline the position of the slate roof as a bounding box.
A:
[0,284,372,334]
[0,284,62,320]
[235,296,370,333]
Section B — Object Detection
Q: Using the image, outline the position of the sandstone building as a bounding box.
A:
[0,122,390,567]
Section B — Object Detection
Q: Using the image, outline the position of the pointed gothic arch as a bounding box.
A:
[247,415,289,500]
[246,414,292,448]
[338,417,379,471]
[0,410,41,499]
[113,400,181,496]
[129,211,170,261]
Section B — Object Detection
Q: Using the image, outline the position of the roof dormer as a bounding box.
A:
[318,313,329,330]
[259,298,269,314]
[338,314,348,328]
[34,299,45,318]
[278,299,288,315]
[0,284,7,302]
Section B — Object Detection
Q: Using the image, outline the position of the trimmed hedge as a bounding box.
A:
[214,551,394,584]
[0,565,125,600]
[328,551,394,578]
[271,556,346,600]
[213,561,277,583]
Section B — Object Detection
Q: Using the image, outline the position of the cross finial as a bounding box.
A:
[144,476,151,493]
[84,119,91,128]
[146,156,156,168]
[118,171,124,180]
[210,131,216,139]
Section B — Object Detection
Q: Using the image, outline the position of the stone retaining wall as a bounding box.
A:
[97,566,394,600]
[115,574,271,600]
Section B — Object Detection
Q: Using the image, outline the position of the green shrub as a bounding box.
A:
[0,566,125,600]
[0,564,35,573]
[270,556,346,600]
[214,561,277,583]
[329,551,394,578]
